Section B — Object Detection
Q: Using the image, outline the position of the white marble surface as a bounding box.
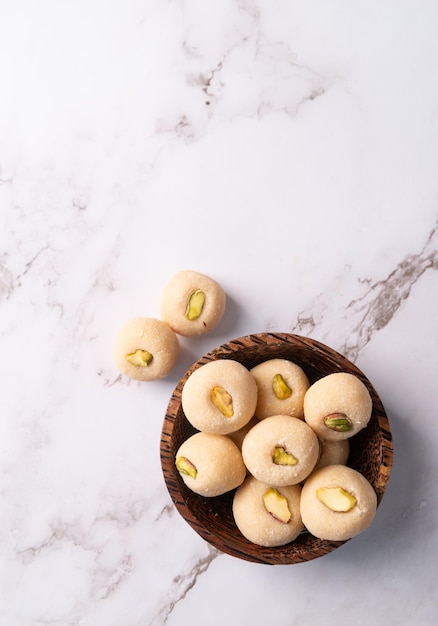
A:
[1,1,437,624]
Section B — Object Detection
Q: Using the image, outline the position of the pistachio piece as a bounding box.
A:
[272,373,292,399]
[210,385,234,417]
[316,486,357,512]
[126,349,153,367]
[273,446,298,466]
[185,289,206,321]
[175,456,198,479]
[263,487,291,523]
[324,413,352,432]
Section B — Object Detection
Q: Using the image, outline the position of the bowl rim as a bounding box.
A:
[160,332,393,565]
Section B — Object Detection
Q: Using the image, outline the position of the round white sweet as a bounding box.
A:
[227,416,259,451]
[314,438,350,471]
[304,372,372,441]
[182,359,258,435]
[113,317,179,381]
[175,432,246,497]
[300,465,377,541]
[233,476,304,547]
[160,269,226,336]
[251,358,310,420]
[241,415,319,486]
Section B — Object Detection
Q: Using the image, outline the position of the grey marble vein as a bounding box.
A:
[151,546,220,625]
[341,219,438,361]
[292,218,438,362]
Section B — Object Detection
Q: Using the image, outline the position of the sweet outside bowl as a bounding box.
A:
[160,333,393,565]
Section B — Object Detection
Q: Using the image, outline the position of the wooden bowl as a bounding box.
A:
[160,333,393,565]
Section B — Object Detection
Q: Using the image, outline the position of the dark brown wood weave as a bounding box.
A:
[160,333,393,565]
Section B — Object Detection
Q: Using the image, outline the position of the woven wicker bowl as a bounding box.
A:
[160,333,393,565]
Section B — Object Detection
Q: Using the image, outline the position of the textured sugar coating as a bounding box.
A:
[113,317,179,381]
[227,416,259,451]
[182,359,258,435]
[233,476,304,547]
[304,372,372,441]
[160,269,226,337]
[251,358,310,420]
[241,415,319,486]
[175,432,246,497]
[300,465,377,541]
[313,438,350,472]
